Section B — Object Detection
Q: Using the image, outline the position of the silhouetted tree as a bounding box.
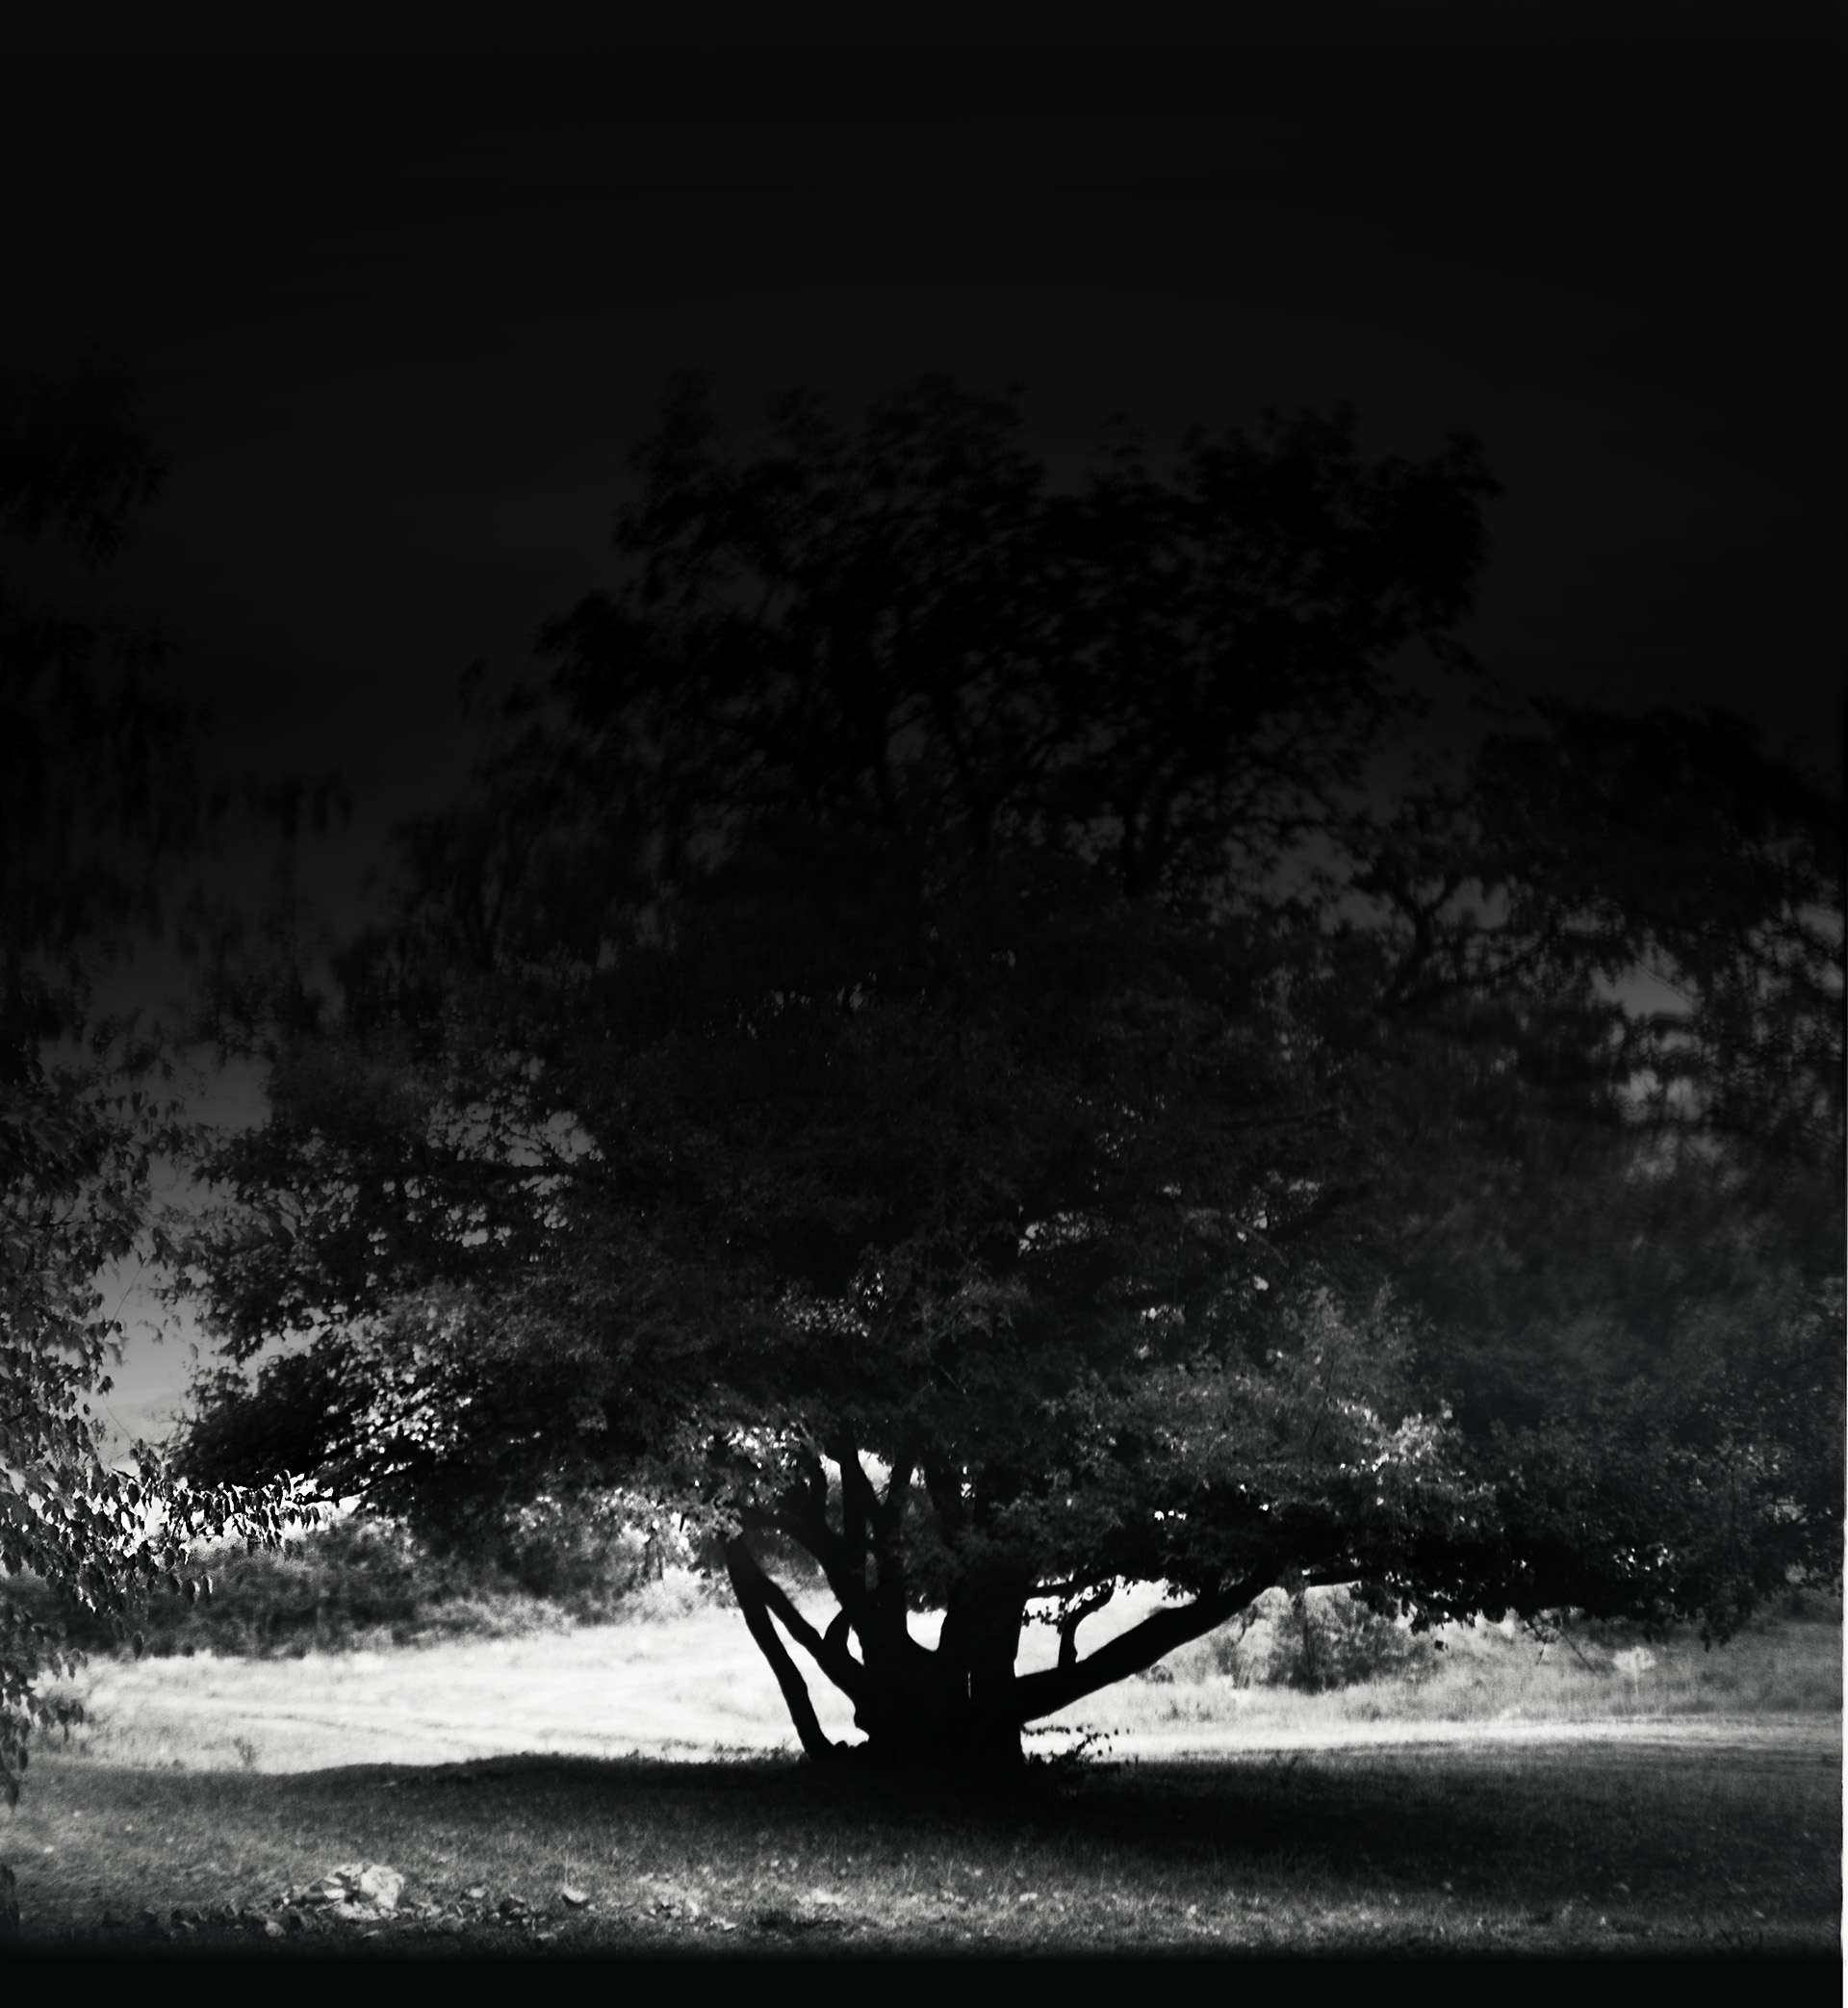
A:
[180,377,1842,1774]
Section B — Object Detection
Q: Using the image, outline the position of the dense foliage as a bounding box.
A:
[180,378,1843,1770]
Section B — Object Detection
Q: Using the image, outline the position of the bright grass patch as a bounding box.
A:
[23,1587,1842,1776]
[1082,1598,1845,1748]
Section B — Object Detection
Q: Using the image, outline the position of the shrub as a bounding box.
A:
[1201,1586,1435,1691]
[7,1501,732,1659]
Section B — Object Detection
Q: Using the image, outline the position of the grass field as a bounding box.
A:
[6,1736,1837,1955]
[28,1578,1840,1772]
[4,1586,1839,1955]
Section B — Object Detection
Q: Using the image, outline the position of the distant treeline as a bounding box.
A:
[10,1514,1832,1671]
[8,1508,734,1659]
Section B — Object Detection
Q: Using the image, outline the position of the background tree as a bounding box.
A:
[1365,703,1844,1637]
[180,377,1843,1774]
[0,360,315,1858]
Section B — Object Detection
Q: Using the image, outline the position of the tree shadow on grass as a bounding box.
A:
[19,1742,1835,1959]
[270,1739,1835,1922]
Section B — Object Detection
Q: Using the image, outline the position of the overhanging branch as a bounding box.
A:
[1013,1573,1270,1722]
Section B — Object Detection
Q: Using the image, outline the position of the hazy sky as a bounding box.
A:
[5,28,1840,1437]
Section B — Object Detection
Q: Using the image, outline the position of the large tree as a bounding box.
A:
[0,361,314,1854]
[180,377,1843,1772]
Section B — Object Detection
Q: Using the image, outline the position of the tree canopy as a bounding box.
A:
[179,376,1844,1772]
[0,359,314,1827]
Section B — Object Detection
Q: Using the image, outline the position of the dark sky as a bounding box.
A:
[5,31,1842,928]
[4,25,1842,1435]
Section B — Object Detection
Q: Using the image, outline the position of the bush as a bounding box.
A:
[6,1502,732,1659]
[1202,1586,1436,1691]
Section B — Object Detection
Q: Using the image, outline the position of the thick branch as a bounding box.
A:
[1057,1580,1116,1671]
[1014,1574,1270,1723]
[752,1554,870,1703]
[748,1492,874,1637]
[833,1432,873,1566]
[723,1536,838,1763]
[925,1458,966,1540]
[871,1451,916,1605]
[879,1452,916,1534]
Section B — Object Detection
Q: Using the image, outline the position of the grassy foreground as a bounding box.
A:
[6,1592,1838,1955]
[5,1734,1837,1956]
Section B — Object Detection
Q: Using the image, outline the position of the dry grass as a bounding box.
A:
[1073,1598,1843,1750]
[30,1599,828,1775]
[25,1579,1840,1778]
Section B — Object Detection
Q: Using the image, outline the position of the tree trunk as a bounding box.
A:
[727,1533,1031,1774]
[846,1626,1026,1773]
[727,1457,1277,1780]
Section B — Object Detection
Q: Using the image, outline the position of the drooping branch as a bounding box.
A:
[1013,1573,1270,1723]
[722,1536,839,1763]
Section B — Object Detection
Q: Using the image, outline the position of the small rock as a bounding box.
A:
[559,1885,590,1908]
[286,1863,406,1918]
[357,1866,404,1914]
[263,1918,285,1940]
[465,1885,488,1902]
